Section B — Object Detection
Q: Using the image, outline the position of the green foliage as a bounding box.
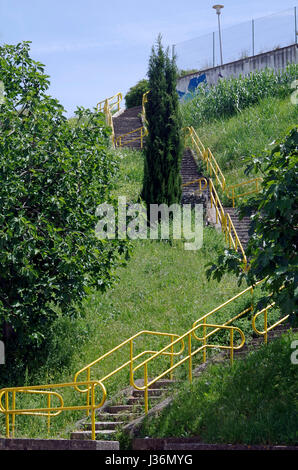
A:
[181,65,297,127]
[178,69,200,78]
[207,126,298,323]
[0,42,128,378]
[124,79,149,109]
[142,36,183,208]
[139,331,298,444]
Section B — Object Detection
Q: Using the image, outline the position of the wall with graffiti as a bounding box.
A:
[177,73,207,101]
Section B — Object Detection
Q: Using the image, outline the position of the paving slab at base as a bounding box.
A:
[0,438,119,451]
[132,438,298,451]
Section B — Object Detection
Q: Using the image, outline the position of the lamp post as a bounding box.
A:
[213,4,224,66]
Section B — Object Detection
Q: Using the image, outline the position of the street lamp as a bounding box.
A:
[213,4,224,66]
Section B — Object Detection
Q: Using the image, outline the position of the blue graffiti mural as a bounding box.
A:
[177,73,207,101]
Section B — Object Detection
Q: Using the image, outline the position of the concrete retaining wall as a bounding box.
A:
[177,44,297,97]
[0,437,119,451]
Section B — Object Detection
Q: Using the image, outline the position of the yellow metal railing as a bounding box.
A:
[0,380,106,440]
[182,177,208,193]
[131,323,246,413]
[115,91,149,149]
[142,90,150,123]
[73,330,184,415]
[97,92,123,146]
[252,302,289,344]
[226,178,263,208]
[185,127,226,191]
[185,126,262,204]
[209,179,247,267]
[97,92,122,114]
[114,126,148,149]
[0,282,290,438]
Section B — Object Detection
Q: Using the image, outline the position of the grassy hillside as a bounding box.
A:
[1,78,295,441]
[139,330,298,445]
[191,96,298,193]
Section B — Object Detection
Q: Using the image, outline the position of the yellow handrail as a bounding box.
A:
[97,92,123,146]
[209,178,247,266]
[185,126,262,204]
[74,330,184,414]
[252,302,289,344]
[226,178,263,208]
[131,323,245,413]
[97,92,122,114]
[142,90,150,123]
[0,380,106,440]
[115,126,148,149]
[182,177,208,193]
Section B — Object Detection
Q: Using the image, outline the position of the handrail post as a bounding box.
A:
[130,339,134,386]
[5,391,9,438]
[264,309,268,344]
[170,335,174,381]
[86,367,90,417]
[232,189,235,208]
[230,329,234,366]
[12,390,16,438]
[203,317,207,363]
[91,383,95,440]
[188,333,192,384]
[144,363,149,414]
[228,217,231,248]
[47,394,51,434]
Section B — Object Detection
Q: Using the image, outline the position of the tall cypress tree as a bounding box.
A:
[142,36,183,209]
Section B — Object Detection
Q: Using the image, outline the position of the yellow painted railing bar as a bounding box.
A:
[142,90,150,122]
[97,92,122,113]
[182,177,208,192]
[131,323,245,412]
[226,178,263,208]
[0,380,107,440]
[115,126,148,149]
[132,324,245,378]
[74,330,184,392]
[252,303,289,344]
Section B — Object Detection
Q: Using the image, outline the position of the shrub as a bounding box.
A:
[124,79,149,109]
[0,42,128,379]
[141,36,183,209]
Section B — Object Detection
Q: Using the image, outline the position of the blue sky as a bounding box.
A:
[1,0,297,116]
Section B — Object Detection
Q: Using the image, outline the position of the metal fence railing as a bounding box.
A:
[174,7,297,71]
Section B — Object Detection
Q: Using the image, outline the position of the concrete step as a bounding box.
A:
[126,396,160,406]
[105,404,143,414]
[84,421,124,431]
[132,388,163,397]
[70,430,117,440]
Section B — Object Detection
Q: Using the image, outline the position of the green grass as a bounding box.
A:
[139,330,298,445]
[0,94,294,441]
[182,86,298,206]
[193,96,298,187]
[111,147,144,202]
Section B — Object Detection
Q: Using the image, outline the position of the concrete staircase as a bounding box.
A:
[70,380,176,441]
[70,324,296,442]
[113,106,143,149]
[225,207,252,249]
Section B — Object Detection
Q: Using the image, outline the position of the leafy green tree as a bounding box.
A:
[207,126,298,324]
[142,36,183,209]
[0,42,128,376]
[125,79,149,109]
